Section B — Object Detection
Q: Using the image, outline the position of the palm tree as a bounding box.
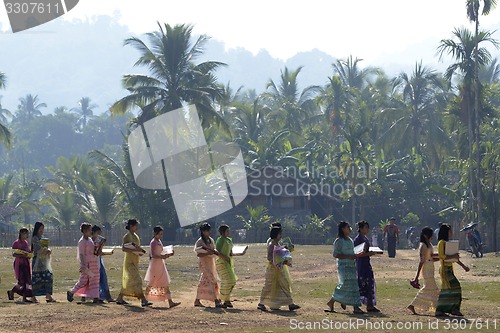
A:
[0,73,11,148]
[14,94,46,123]
[379,62,449,167]
[111,22,226,126]
[263,66,320,137]
[479,57,500,83]
[72,97,97,130]
[0,72,6,89]
[466,0,498,224]
[438,26,498,221]
[332,55,380,90]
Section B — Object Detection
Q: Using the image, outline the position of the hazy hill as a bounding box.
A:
[1,15,489,114]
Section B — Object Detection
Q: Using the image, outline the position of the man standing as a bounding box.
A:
[383,217,399,258]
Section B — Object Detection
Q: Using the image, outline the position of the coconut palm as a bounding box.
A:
[111,22,226,126]
[378,62,449,168]
[14,94,46,123]
[0,73,11,148]
[438,26,498,221]
[263,66,320,137]
[72,97,97,130]
[466,0,498,224]
[332,55,380,90]
[0,72,6,90]
[479,57,500,83]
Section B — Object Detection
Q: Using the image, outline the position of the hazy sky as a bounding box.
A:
[2,0,500,65]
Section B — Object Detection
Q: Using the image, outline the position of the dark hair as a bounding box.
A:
[337,221,350,239]
[32,221,44,237]
[126,219,139,230]
[270,222,282,230]
[357,220,369,232]
[389,217,396,221]
[420,227,434,248]
[91,225,102,234]
[153,226,163,235]
[218,224,229,234]
[80,222,92,233]
[270,226,282,240]
[438,223,451,241]
[200,222,212,244]
[18,227,29,239]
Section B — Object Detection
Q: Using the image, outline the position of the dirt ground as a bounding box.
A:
[0,245,498,333]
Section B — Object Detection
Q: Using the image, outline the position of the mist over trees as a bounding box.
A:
[1,6,500,251]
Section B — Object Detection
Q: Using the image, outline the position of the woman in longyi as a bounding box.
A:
[144,226,180,308]
[257,226,300,312]
[67,223,101,304]
[8,228,34,302]
[326,221,364,314]
[407,227,440,315]
[215,224,238,308]
[193,222,225,308]
[116,219,152,307]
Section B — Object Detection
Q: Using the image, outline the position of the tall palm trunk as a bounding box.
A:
[474,14,483,226]
[467,87,476,221]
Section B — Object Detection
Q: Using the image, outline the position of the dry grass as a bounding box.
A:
[0,244,498,333]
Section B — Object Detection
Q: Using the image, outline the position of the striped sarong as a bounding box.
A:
[436,265,461,313]
[259,261,293,308]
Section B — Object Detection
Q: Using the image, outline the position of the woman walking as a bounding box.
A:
[8,228,34,302]
[257,226,300,312]
[144,226,180,308]
[67,223,101,304]
[116,219,152,307]
[407,227,440,315]
[435,223,469,317]
[194,222,225,308]
[326,221,364,314]
[353,221,379,312]
[215,224,238,308]
[31,222,56,303]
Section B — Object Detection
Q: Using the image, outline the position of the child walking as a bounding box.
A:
[144,226,180,308]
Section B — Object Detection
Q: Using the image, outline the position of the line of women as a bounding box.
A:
[4,219,470,317]
[326,220,470,317]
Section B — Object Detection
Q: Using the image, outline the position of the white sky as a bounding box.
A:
[1,0,500,62]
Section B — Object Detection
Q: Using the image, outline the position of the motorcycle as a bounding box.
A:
[460,222,483,258]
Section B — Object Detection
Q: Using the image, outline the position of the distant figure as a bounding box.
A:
[383,217,399,258]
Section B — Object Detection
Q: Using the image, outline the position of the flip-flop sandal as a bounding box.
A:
[194,303,205,307]
[116,300,129,305]
[353,309,365,314]
[66,291,74,302]
[367,308,381,312]
[324,309,336,313]
[7,290,14,301]
[141,301,153,307]
[169,302,181,308]
[341,303,347,310]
